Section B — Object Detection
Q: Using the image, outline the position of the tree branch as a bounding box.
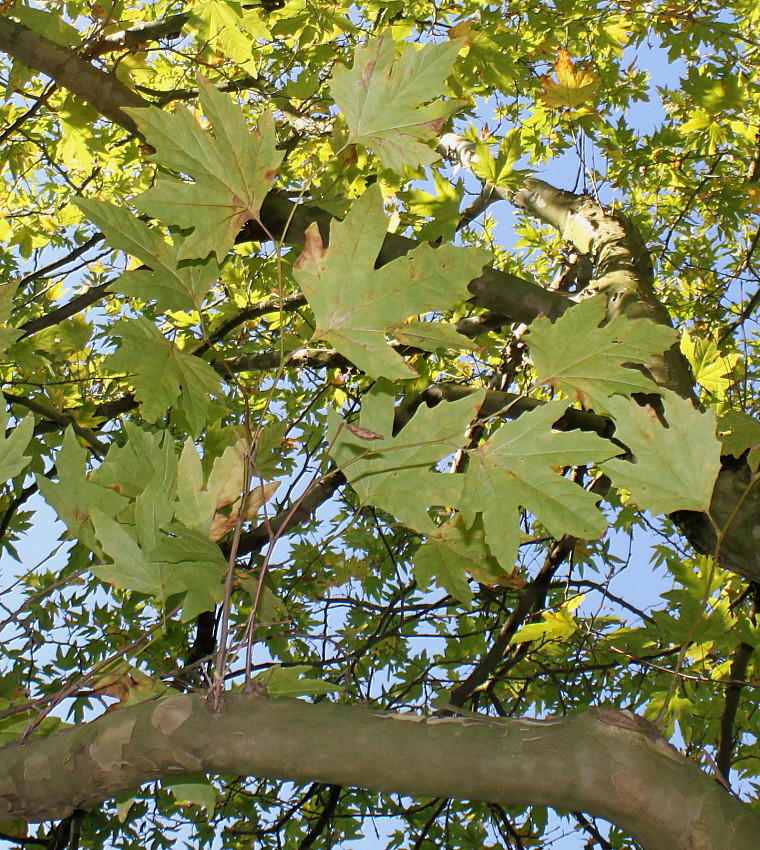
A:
[1,695,758,850]
[0,17,146,136]
[715,640,753,783]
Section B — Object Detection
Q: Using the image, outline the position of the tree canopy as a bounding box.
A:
[0,1,759,848]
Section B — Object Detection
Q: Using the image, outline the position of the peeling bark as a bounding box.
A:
[2,695,759,850]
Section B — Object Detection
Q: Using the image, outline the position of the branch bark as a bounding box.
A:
[1,695,758,850]
[0,17,146,136]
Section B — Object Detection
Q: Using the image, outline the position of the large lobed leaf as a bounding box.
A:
[602,390,722,515]
[75,200,222,313]
[331,31,464,172]
[457,401,619,569]
[125,78,283,261]
[105,317,222,436]
[293,185,491,380]
[329,382,486,535]
[527,296,678,411]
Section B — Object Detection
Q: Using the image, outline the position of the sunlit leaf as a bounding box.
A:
[331,31,464,171]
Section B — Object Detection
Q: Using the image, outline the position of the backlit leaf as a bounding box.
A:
[331,31,464,172]
[127,79,283,260]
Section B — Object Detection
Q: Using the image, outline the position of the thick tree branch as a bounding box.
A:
[0,17,146,136]
[1,695,758,850]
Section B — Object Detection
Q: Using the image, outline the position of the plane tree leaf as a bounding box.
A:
[36,428,130,551]
[392,321,481,354]
[331,31,464,172]
[458,401,618,569]
[90,512,225,620]
[414,513,514,604]
[293,185,491,380]
[0,283,22,355]
[539,49,602,110]
[75,200,222,312]
[105,318,222,435]
[680,328,740,396]
[526,296,677,410]
[126,78,283,261]
[256,664,341,698]
[718,410,760,458]
[185,0,270,76]
[601,390,722,515]
[330,383,486,535]
[0,404,33,483]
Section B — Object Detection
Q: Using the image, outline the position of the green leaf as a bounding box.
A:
[90,511,176,598]
[414,513,509,603]
[90,513,225,619]
[293,185,491,380]
[0,283,22,355]
[90,422,177,501]
[718,410,760,458]
[12,6,80,46]
[601,391,722,515]
[75,200,222,312]
[0,404,33,482]
[127,79,283,261]
[37,429,129,548]
[164,775,217,819]
[402,171,464,242]
[680,329,739,396]
[105,318,222,435]
[469,131,529,189]
[510,608,577,645]
[174,438,217,530]
[330,383,485,535]
[392,321,481,353]
[331,31,463,172]
[527,296,678,410]
[185,0,270,76]
[458,401,617,568]
[148,527,226,621]
[257,664,341,698]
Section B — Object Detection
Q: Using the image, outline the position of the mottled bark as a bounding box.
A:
[2,695,758,850]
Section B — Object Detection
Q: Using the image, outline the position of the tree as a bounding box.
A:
[0,0,758,847]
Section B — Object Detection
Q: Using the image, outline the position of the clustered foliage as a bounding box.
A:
[0,1,759,848]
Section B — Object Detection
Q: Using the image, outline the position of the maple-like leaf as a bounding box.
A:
[185,0,270,76]
[331,31,464,172]
[126,78,283,261]
[414,513,517,604]
[680,328,740,396]
[469,131,531,190]
[0,283,22,355]
[90,512,225,622]
[458,401,617,569]
[329,383,485,535]
[718,410,760,458]
[105,318,222,435]
[601,391,722,515]
[36,428,130,551]
[526,296,677,411]
[539,48,601,109]
[0,403,33,482]
[293,185,491,380]
[75,200,222,312]
[401,171,464,242]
